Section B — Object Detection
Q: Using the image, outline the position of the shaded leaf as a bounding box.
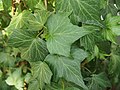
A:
[87,73,111,90]
[0,52,15,67]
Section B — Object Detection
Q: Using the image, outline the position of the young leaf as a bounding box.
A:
[45,54,88,90]
[30,61,53,89]
[6,11,31,33]
[46,13,91,57]
[5,68,24,90]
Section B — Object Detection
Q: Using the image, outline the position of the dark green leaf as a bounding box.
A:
[0,52,15,67]
[21,38,48,61]
[56,0,103,26]
[45,54,88,90]
[87,73,111,90]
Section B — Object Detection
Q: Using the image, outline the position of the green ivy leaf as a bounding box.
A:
[26,0,45,10]
[30,61,53,89]
[8,29,48,61]
[46,13,91,57]
[6,10,31,34]
[0,52,15,67]
[71,47,88,62]
[2,0,11,10]
[115,0,120,9]
[56,0,102,27]
[28,79,40,90]
[8,29,37,47]
[5,68,24,90]
[109,54,120,76]
[21,38,48,61]
[45,54,88,90]
[0,0,3,10]
[27,10,50,31]
[87,73,111,90]
[105,14,120,36]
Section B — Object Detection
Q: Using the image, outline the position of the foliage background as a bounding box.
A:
[0,0,120,90]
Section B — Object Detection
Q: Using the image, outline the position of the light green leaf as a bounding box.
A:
[0,52,15,67]
[5,68,24,90]
[45,54,88,90]
[6,10,31,33]
[27,10,50,31]
[87,73,111,90]
[46,13,91,57]
[31,61,53,89]
[56,0,102,26]
[0,0,3,10]
[105,14,120,36]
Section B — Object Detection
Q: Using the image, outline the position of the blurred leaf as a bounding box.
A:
[87,73,111,90]
[0,52,15,67]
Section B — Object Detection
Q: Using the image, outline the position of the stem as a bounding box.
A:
[36,30,44,38]
[44,0,47,9]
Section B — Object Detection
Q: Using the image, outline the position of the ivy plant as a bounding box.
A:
[0,0,120,90]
